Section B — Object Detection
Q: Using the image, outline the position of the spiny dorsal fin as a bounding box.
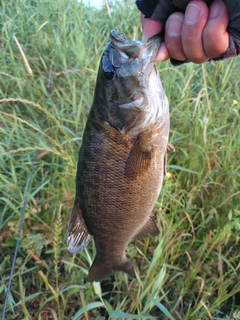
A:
[134,216,160,239]
[66,199,91,254]
[125,132,154,178]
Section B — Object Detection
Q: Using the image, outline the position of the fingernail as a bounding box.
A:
[167,15,183,36]
[209,1,222,18]
[186,3,201,24]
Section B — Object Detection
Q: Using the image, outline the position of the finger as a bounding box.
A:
[165,13,186,61]
[182,0,209,63]
[155,42,170,62]
[141,15,163,42]
[203,0,229,58]
[140,14,168,61]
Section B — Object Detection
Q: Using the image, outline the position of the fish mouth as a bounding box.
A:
[110,28,163,61]
[110,29,141,58]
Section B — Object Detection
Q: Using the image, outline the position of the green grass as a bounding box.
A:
[0,0,240,319]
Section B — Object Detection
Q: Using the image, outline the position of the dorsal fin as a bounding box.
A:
[66,199,91,254]
[125,132,154,178]
[134,216,160,239]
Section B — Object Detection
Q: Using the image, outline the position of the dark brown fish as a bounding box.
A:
[66,29,174,282]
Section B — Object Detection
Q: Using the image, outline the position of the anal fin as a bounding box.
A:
[66,198,91,254]
[135,216,160,239]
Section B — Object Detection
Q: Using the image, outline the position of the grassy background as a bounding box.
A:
[0,0,240,319]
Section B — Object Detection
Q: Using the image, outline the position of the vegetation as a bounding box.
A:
[0,0,239,319]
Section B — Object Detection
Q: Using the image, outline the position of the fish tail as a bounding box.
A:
[86,258,136,282]
[86,259,112,283]
[114,260,136,279]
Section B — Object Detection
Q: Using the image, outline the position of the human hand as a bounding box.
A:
[141,0,229,64]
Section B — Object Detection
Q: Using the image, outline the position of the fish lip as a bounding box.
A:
[141,33,163,62]
[110,28,141,45]
[141,32,164,46]
[110,28,163,45]
[110,29,141,58]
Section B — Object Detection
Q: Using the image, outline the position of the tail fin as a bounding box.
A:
[86,259,112,283]
[114,260,136,279]
[86,258,136,282]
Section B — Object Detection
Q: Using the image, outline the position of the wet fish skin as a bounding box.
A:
[67,30,172,282]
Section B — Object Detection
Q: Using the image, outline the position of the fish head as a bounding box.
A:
[107,28,162,76]
[95,29,167,136]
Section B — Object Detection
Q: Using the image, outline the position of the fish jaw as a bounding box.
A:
[110,28,162,62]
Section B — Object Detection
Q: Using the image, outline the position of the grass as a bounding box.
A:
[0,0,240,319]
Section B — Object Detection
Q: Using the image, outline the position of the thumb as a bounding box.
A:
[141,15,164,41]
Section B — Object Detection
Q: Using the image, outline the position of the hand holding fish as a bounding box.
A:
[137,0,240,64]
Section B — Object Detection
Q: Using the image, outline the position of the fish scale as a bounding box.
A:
[66,29,173,282]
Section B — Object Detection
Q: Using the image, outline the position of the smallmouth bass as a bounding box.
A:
[67,29,174,282]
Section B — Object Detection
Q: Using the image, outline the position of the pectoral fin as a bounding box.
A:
[66,199,91,254]
[135,216,160,239]
[125,132,154,178]
[167,143,175,153]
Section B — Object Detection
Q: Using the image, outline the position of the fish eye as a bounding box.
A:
[103,64,115,80]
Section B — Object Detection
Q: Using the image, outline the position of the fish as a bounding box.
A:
[66,29,174,282]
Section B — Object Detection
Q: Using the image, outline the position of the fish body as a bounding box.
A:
[67,30,172,282]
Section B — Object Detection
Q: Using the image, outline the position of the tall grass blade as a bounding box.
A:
[72,301,104,320]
